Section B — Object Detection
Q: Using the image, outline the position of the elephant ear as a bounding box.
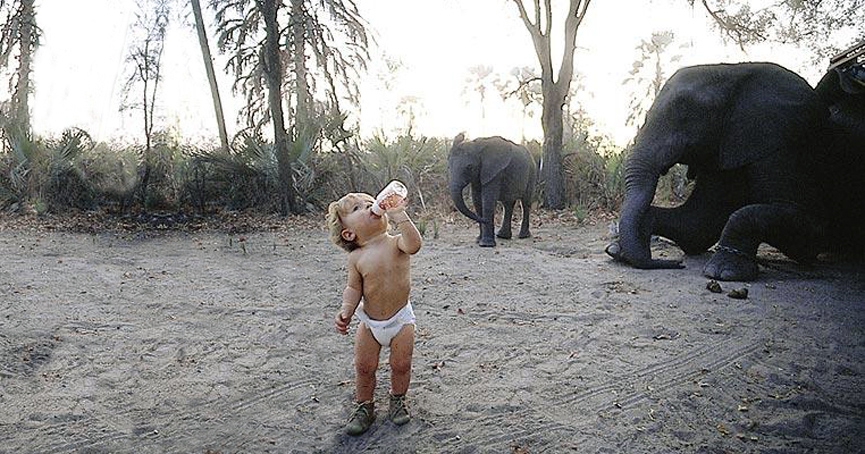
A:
[480,141,513,185]
[717,93,820,170]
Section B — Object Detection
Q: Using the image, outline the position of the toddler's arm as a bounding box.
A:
[388,204,422,254]
[335,285,361,335]
[335,259,362,335]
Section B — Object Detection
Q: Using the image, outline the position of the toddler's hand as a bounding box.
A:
[334,312,350,335]
[381,195,408,213]
[390,196,408,211]
[386,198,409,221]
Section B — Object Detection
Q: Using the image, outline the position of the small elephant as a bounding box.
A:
[606,58,865,281]
[448,134,536,247]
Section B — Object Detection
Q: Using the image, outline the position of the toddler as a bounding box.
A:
[326,191,422,435]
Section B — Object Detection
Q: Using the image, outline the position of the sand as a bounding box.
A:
[1,215,863,453]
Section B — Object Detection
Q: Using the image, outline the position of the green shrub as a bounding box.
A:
[0,122,656,219]
[190,130,280,212]
[82,142,141,212]
[0,126,99,213]
[561,131,626,213]
[41,128,98,212]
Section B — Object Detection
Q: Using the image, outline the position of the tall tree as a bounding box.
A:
[623,31,690,201]
[211,0,369,214]
[260,0,296,214]
[191,0,229,151]
[512,0,592,210]
[497,66,542,142]
[622,31,686,129]
[0,0,38,134]
[463,65,495,125]
[396,95,422,136]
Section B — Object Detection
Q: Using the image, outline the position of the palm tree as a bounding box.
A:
[210,0,369,215]
[259,0,296,214]
[0,0,39,134]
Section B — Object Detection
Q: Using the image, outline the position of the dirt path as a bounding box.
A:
[1,218,863,453]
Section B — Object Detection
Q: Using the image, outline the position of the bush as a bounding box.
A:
[0,123,646,221]
[188,131,280,212]
[81,142,141,212]
[560,130,626,213]
[0,127,99,213]
[313,133,450,211]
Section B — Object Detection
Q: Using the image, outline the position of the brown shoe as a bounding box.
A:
[388,393,410,425]
[345,400,375,435]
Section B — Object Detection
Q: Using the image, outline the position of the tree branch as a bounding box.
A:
[557,0,590,88]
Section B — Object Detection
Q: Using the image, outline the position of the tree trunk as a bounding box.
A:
[260,0,299,215]
[142,35,164,210]
[541,83,566,209]
[191,0,229,152]
[288,0,318,166]
[290,0,311,131]
[12,0,35,133]
[140,42,153,209]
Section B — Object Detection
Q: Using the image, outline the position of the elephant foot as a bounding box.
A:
[518,230,531,239]
[703,248,758,281]
[496,230,512,240]
[606,241,684,269]
[479,237,496,247]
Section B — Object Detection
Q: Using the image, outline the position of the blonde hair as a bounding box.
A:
[326,192,374,252]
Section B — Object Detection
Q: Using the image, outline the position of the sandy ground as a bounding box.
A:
[0,214,863,453]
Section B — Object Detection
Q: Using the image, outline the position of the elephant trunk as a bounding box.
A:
[450,184,482,223]
[614,177,656,267]
[607,153,682,269]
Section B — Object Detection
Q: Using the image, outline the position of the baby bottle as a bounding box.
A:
[371,180,408,215]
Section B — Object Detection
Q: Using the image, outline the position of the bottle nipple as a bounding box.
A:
[372,180,407,215]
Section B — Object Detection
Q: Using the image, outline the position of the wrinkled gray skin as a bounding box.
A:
[448,134,537,247]
[606,61,865,281]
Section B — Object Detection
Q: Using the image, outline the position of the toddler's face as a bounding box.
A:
[340,193,387,241]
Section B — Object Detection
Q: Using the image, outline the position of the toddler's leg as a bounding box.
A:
[388,324,415,396]
[388,324,414,425]
[355,323,381,402]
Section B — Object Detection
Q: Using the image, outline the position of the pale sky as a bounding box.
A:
[29,0,823,147]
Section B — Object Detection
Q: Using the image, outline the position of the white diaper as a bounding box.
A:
[356,302,416,347]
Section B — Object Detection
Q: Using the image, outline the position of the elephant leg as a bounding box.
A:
[704,202,823,281]
[478,182,500,247]
[652,172,745,255]
[497,201,515,239]
[470,183,484,244]
[518,199,531,239]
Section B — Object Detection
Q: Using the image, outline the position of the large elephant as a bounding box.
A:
[448,134,537,247]
[606,55,865,281]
